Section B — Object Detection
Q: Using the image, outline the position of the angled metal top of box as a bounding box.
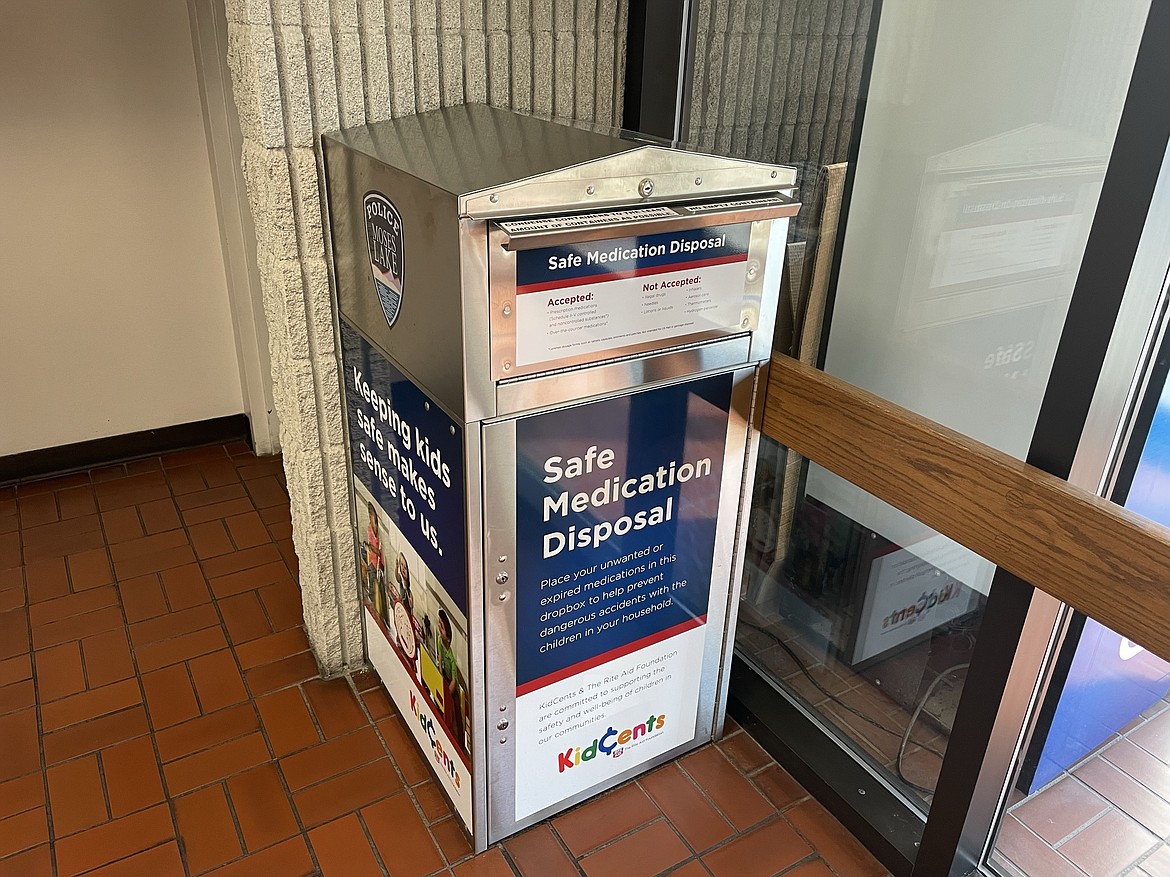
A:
[323,104,798,219]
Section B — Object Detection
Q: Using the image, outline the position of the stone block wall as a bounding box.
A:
[224,0,628,672]
[688,0,875,172]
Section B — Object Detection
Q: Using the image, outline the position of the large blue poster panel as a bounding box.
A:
[512,373,733,819]
[340,320,472,829]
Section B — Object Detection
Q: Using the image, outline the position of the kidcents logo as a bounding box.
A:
[409,691,461,789]
[557,713,666,773]
[882,581,960,630]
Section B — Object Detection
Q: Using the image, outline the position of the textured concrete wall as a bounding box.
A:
[688,0,874,172]
[224,0,628,672]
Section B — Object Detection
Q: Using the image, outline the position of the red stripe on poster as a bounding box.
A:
[515,254,747,295]
[515,615,708,697]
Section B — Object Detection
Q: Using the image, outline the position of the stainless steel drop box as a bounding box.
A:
[323,104,798,850]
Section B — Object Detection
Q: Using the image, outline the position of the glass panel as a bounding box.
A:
[988,324,1170,876]
[741,438,986,808]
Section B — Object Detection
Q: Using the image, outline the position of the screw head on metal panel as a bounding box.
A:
[499,737,507,744]
[503,360,512,371]
[490,193,499,203]
[496,572,509,584]
[741,318,750,328]
[497,719,509,730]
[586,185,596,195]
[502,304,512,317]
[638,178,655,198]
[498,555,507,563]
[746,261,759,281]
[450,426,455,435]
[770,170,778,178]
[695,177,703,185]
[498,592,509,602]
[424,401,430,411]
[499,704,507,712]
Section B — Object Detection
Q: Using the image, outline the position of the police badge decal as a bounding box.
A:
[364,192,404,329]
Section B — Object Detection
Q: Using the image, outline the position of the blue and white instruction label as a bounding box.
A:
[514,224,752,367]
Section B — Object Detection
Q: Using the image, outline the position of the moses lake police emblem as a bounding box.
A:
[364,192,404,329]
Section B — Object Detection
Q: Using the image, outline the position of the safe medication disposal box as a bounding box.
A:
[324,104,798,850]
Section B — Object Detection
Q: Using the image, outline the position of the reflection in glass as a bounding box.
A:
[739,440,985,805]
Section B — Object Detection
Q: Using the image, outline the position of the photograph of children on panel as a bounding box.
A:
[354,478,471,757]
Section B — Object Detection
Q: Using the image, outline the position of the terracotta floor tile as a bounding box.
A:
[139,498,182,535]
[1130,712,1170,764]
[201,835,315,877]
[81,841,186,877]
[167,465,212,495]
[992,817,1084,877]
[42,705,150,764]
[235,627,312,670]
[155,703,259,762]
[23,557,70,603]
[258,579,302,630]
[56,486,97,520]
[109,530,189,566]
[190,649,248,713]
[67,547,112,590]
[190,520,235,560]
[0,772,44,821]
[415,780,455,822]
[114,544,197,580]
[434,816,475,866]
[1103,737,1170,799]
[256,686,321,756]
[102,736,166,817]
[19,472,94,495]
[28,585,119,628]
[18,493,58,528]
[504,822,578,877]
[163,446,232,469]
[702,817,813,877]
[785,800,886,877]
[226,763,301,851]
[175,783,245,874]
[363,791,446,877]
[0,806,49,858]
[378,715,432,786]
[81,628,136,687]
[159,563,212,610]
[218,592,273,644]
[33,604,124,650]
[162,731,271,795]
[35,641,86,701]
[118,573,168,623]
[54,802,175,877]
[752,764,808,811]
[23,527,106,564]
[135,625,228,673]
[41,678,141,731]
[303,676,367,738]
[1075,756,1170,834]
[718,731,774,774]
[1058,809,1158,876]
[0,708,39,780]
[177,484,248,512]
[1014,776,1111,845]
[245,476,288,509]
[210,560,295,598]
[0,609,29,663]
[183,498,256,527]
[361,687,394,721]
[225,512,271,550]
[293,759,402,827]
[201,544,282,581]
[0,581,23,614]
[142,664,200,729]
[781,863,835,877]
[579,820,690,877]
[0,678,35,714]
[0,842,52,877]
[454,847,517,877]
[553,782,661,856]
[1138,844,1170,876]
[309,812,384,877]
[0,531,19,570]
[126,594,219,646]
[243,650,319,695]
[0,653,31,689]
[640,762,735,853]
[280,727,385,790]
[100,507,145,544]
[46,755,107,835]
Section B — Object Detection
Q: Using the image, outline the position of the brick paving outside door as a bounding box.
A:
[0,443,888,877]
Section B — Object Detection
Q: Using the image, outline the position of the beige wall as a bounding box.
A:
[225,0,628,672]
[0,0,244,457]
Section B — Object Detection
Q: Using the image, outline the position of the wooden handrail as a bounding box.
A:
[762,353,1170,662]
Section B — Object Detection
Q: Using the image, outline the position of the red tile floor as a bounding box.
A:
[0,443,889,877]
[994,693,1170,876]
